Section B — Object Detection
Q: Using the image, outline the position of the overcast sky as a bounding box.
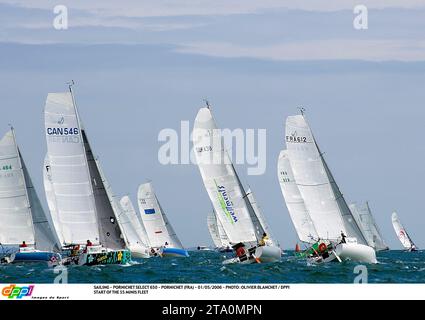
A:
[1,1,424,249]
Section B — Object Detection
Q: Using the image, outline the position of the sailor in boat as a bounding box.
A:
[258,233,269,247]
[83,240,93,253]
[164,242,169,248]
[340,231,347,244]
[19,241,28,248]
[234,243,247,259]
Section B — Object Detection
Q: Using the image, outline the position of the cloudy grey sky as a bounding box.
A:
[1,1,424,249]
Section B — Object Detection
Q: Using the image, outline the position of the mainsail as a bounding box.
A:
[277,150,318,244]
[193,107,257,244]
[45,92,100,246]
[285,115,367,244]
[137,182,183,249]
[119,196,150,248]
[392,212,416,250]
[349,202,388,251]
[246,189,279,247]
[0,130,35,246]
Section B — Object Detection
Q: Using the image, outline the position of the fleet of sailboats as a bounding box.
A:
[1,88,420,267]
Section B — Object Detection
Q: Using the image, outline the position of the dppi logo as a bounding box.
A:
[2,285,34,299]
[286,131,307,143]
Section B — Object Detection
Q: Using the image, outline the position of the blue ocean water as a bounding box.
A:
[1,250,424,284]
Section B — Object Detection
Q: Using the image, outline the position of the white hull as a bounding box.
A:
[335,243,377,264]
[223,245,281,265]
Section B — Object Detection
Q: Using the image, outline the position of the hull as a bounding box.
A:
[11,250,61,264]
[128,246,151,259]
[303,241,377,264]
[161,248,190,258]
[79,250,131,266]
[254,246,282,263]
[334,243,378,264]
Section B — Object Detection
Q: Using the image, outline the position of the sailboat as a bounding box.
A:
[117,196,150,258]
[193,106,281,264]
[278,114,377,264]
[0,129,61,264]
[44,87,130,266]
[349,202,389,251]
[391,212,417,252]
[207,210,232,252]
[137,182,189,258]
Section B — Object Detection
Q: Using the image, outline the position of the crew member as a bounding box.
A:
[19,241,28,248]
[259,233,269,247]
[340,231,347,244]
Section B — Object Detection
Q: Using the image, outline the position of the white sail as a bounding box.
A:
[44,92,100,246]
[350,202,388,251]
[285,115,367,244]
[119,196,150,248]
[193,107,257,244]
[277,150,318,244]
[21,155,60,252]
[246,188,279,247]
[207,211,223,248]
[392,212,416,250]
[0,130,35,246]
[43,155,65,246]
[137,182,183,249]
